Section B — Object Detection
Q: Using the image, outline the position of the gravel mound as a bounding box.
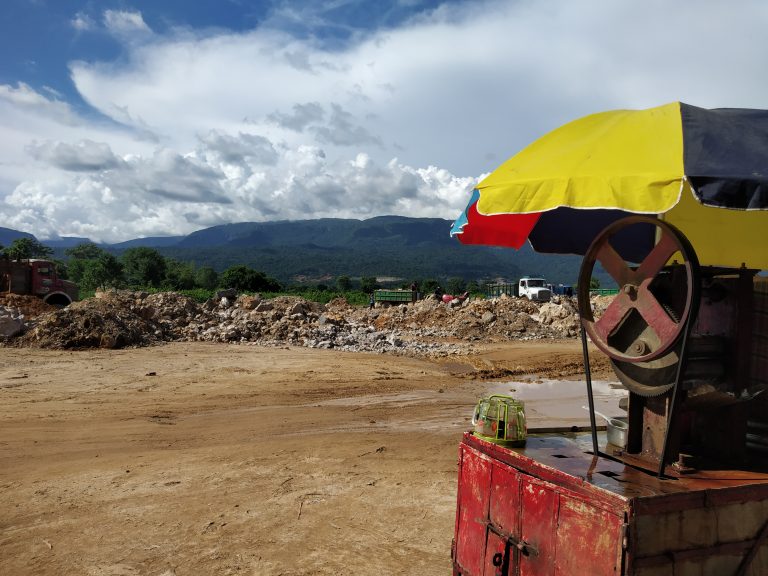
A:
[7,290,591,357]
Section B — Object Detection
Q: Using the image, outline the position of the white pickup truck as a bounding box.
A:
[518,277,552,302]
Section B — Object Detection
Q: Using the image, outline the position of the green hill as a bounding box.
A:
[155,216,594,286]
[38,216,611,287]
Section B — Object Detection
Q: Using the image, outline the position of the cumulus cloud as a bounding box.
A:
[197,130,279,166]
[103,10,152,38]
[70,0,768,178]
[267,102,325,132]
[311,103,382,147]
[118,149,230,203]
[27,139,122,172]
[0,139,475,243]
[0,82,79,126]
[266,102,379,146]
[71,12,95,32]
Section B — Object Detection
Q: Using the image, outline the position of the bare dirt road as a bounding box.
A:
[0,340,613,575]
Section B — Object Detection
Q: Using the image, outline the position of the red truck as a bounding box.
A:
[0,258,78,306]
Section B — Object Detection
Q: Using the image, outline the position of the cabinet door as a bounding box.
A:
[490,462,521,539]
[554,495,623,576]
[486,463,521,575]
[455,446,493,576]
[484,529,510,576]
[520,477,557,576]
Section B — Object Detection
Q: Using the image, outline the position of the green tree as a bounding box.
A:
[66,243,109,285]
[67,259,88,285]
[337,275,352,292]
[446,277,467,295]
[122,247,167,288]
[359,276,378,294]
[80,254,124,291]
[4,238,53,260]
[421,278,439,294]
[65,242,106,260]
[195,266,218,290]
[163,259,196,290]
[590,277,601,289]
[220,265,281,292]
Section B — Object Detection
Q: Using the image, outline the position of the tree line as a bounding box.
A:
[0,238,490,302]
[0,238,280,295]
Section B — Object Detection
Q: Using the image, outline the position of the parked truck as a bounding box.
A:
[0,258,78,306]
[373,289,418,305]
[517,276,551,302]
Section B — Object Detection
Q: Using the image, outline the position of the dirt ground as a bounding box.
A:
[0,339,614,576]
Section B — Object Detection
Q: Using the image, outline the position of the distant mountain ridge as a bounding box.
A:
[0,226,34,246]
[9,216,605,286]
[175,216,454,249]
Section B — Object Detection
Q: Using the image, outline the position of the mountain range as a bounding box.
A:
[2,217,607,287]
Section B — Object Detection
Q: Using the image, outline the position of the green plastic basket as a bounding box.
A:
[472,394,527,446]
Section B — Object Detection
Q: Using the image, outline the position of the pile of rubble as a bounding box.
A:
[0,294,58,339]
[1,290,594,357]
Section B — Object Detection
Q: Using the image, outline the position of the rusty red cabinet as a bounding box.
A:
[453,432,768,576]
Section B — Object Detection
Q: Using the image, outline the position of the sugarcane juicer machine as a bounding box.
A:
[577,215,761,474]
[452,215,768,576]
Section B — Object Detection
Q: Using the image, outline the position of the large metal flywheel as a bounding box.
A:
[577,216,701,397]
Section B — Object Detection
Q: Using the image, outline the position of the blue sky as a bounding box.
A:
[2,0,768,242]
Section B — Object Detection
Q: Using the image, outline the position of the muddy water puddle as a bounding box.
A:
[183,378,626,437]
[307,378,627,433]
[489,378,627,427]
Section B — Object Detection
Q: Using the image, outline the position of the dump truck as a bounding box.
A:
[0,258,78,306]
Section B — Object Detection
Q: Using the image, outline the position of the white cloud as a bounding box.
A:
[103,10,152,38]
[0,132,476,243]
[27,139,122,172]
[71,12,95,32]
[197,130,279,166]
[0,82,78,125]
[2,0,768,242]
[267,102,325,132]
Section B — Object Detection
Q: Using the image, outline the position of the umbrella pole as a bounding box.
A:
[580,322,599,456]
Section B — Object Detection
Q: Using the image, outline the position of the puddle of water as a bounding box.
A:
[301,378,629,434]
[190,379,629,437]
[311,391,442,408]
[488,379,627,427]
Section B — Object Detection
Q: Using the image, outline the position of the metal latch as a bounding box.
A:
[488,524,538,576]
[507,534,538,558]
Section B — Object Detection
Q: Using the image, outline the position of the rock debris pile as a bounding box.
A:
[2,291,595,357]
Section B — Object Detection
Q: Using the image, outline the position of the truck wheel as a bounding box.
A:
[43,293,72,307]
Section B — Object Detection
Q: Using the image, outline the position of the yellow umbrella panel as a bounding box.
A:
[475,102,685,216]
[662,182,768,269]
